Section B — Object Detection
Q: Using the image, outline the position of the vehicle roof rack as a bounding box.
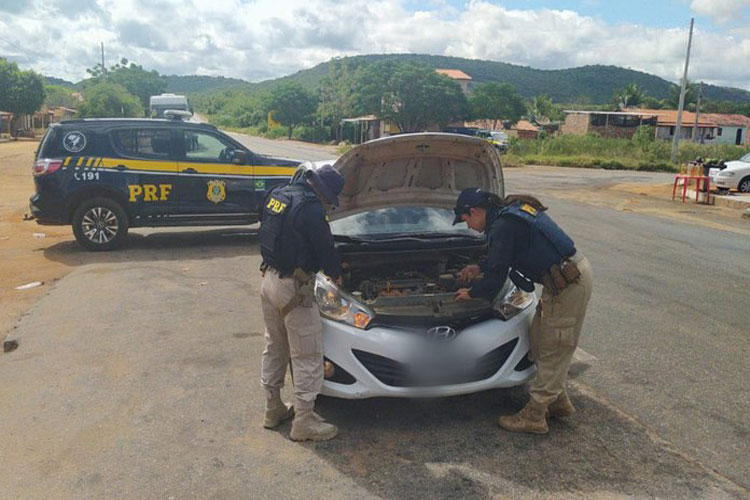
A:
[164,109,193,121]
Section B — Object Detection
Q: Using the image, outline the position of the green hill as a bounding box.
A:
[45,54,750,105]
[163,74,248,94]
[192,53,750,104]
[44,76,76,89]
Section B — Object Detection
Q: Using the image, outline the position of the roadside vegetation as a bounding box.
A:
[503,126,750,172]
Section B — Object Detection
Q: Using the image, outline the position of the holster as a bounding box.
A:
[280,268,314,317]
[542,258,581,296]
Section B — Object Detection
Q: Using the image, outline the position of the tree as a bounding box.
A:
[268,82,317,139]
[0,58,46,135]
[612,83,646,110]
[469,82,526,125]
[317,59,357,141]
[667,81,697,109]
[44,84,79,109]
[527,94,560,121]
[640,96,663,109]
[352,61,469,133]
[77,81,142,118]
[85,58,166,114]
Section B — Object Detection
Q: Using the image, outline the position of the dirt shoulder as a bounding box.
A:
[0,141,73,340]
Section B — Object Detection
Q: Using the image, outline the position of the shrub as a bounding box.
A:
[632,125,655,151]
[265,126,288,139]
[292,125,331,143]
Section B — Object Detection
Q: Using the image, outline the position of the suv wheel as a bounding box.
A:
[72,197,129,251]
[739,176,750,193]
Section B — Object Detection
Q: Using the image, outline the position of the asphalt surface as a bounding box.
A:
[1,137,749,499]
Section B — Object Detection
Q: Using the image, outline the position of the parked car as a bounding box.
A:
[475,129,509,152]
[296,133,537,399]
[711,152,750,193]
[30,118,298,250]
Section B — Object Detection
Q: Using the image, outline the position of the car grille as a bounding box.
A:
[352,338,519,388]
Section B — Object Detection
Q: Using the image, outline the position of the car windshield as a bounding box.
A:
[330,206,480,239]
[740,153,750,163]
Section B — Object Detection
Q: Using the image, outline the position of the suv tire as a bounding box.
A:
[739,176,750,193]
[72,197,129,251]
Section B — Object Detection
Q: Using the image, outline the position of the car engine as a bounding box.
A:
[345,263,463,302]
[338,250,495,321]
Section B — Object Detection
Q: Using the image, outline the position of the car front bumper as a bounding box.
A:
[320,301,537,399]
[713,177,737,189]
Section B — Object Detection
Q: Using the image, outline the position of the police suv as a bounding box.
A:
[30,118,299,250]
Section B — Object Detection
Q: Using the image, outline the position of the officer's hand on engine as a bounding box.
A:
[457,264,480,283]
[455,288,472,301]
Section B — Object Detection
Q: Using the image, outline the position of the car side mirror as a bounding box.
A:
[232,150,250,165]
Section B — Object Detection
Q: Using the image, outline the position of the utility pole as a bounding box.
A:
[693,81,703,143]
[671,17,694,163]
[101,42,105,77]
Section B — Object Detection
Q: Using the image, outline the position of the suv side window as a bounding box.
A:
[184,130,236,163]
[112,129,172,159]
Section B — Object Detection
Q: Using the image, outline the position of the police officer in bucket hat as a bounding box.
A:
[258,164,345,441]
[453,188,593,434]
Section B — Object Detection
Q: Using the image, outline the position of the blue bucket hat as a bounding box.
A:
[309,164,345,206]
[452,187,487,224]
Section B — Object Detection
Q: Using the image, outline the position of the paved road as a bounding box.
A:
[227,132,339,162]
[1,136,748,499]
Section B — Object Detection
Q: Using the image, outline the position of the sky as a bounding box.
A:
[1,0,750,89]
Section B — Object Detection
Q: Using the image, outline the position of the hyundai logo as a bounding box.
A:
[425,325,457,342]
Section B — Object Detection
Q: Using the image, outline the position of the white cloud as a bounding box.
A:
[1,0,750,90]
[691,0,750,24]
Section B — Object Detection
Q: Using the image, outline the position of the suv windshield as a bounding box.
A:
[330,206,480,239]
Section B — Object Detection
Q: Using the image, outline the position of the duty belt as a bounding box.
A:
[541,252,582,296]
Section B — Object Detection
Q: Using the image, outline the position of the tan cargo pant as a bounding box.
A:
[528,252,593,407]
[260,269,323,411]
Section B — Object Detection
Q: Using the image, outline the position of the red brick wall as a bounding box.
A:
[561,114,589,135]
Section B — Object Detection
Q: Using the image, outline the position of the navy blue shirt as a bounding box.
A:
[469,206,531,301]
[289,181,342,280]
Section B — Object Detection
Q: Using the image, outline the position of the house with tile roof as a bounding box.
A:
[633,109,750,146]
[562,108,750,146]
[435,69,472,94]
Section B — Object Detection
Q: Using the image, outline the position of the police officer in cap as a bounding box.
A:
[453,188,593,434]
[258,164,345,441]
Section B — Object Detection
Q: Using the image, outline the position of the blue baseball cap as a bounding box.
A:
[452,187,486,224]
[309,164,345,206]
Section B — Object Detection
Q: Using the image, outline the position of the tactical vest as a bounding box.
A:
[258,184,318,275]
[496,202,575,282]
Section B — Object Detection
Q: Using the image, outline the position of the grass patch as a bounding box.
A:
[503,133,749,173]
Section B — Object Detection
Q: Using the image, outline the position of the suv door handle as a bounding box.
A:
[114,164,128,170]
[182,168,197,173]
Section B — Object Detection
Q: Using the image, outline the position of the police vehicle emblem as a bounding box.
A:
[62,131,86,153]
[207,180,226,203]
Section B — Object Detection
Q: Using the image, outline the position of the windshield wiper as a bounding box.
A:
[333,234,371,243]
[372,232,483,242]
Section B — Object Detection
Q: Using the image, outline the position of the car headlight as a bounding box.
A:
[493,284,535,320]
[718,171,735,177]
[314,274,373,329]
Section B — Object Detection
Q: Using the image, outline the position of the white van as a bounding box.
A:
[149,93,190,118]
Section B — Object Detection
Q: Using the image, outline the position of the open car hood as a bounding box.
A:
[327,133,504,220]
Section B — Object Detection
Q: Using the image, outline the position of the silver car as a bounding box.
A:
[297,133,537,399]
